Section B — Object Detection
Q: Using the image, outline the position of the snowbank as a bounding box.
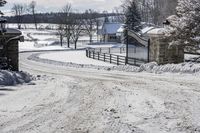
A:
[0,70,32,86]
[139,62,200,74]
[29,52,200,75]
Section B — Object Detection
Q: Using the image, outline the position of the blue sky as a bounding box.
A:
[1,0,122,15]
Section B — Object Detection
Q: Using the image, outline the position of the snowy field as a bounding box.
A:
[19,28,106,52]
[39,50,115,67]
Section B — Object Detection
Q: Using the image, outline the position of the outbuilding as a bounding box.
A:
[100,22,123,42]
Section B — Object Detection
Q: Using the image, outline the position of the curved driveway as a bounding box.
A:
[0,51,200,133]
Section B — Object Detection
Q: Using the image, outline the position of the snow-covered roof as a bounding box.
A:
[147,28,166,35]
[101,22,123,35]
[141,26,155,34]
[117,25,125,33]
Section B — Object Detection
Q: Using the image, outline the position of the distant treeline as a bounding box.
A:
[5,12,120,24]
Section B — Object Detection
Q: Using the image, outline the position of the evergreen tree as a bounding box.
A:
[125,0,141,31]
[166,0,200,51]
[0,0,6,15]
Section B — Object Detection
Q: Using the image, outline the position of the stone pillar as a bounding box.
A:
[0,29,23,71]
[147,28,184,65]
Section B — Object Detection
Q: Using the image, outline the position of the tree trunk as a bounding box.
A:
[34,15,37,29]
[89,34,92,43]
[74,42,77,50]
[18,24,21,29]
[67,38,70,48]
[60,35,63,47]
[74,39,78,50]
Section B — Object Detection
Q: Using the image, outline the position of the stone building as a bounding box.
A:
[147,28,184,64]
[0,29,23,71]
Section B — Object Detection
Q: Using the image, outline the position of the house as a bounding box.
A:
[100,22,123,42]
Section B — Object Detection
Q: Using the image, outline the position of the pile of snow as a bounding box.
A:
[0,70,32,86]
[114,62,200,74]
[139,62,200,74]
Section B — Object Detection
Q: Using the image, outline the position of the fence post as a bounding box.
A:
[125,29,128,65]
[98,52,99,60]
[134,59,136,65]
[110,54,112,63]
[104,53,105,62]
[147,39,150,62]
[109,48,111,54]
[125,57,128,65]
[117,56,119,65]
[89,51,91,58]
[86,49,88,57]
[93,52,95,59]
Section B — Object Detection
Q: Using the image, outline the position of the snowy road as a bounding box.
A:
[0,52,200,133]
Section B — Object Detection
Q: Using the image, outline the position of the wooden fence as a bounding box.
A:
[86,48,148,66]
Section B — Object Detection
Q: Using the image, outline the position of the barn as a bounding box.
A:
[100,22,123,42]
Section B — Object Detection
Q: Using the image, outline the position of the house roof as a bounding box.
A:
[101,22,123,35]
[117,24,125,33]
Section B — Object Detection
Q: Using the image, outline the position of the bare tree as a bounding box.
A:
[29,1,37,29]
[71,15,83,50]
[83,9,97,43]
[112,7,125,23]
[12,4,26,29]
[62,4,73,48]
[57,24,65,47]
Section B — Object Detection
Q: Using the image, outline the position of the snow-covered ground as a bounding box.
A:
[19,29,106,52]
[39,50,115,67]
[0,52,200,133]
[1,27,200,132]
[7,23,58,30]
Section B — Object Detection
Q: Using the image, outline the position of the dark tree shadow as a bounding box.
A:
[0,88,15,91]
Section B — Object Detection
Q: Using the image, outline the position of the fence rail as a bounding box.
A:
[89,47,126,54]
[86,48,148,66]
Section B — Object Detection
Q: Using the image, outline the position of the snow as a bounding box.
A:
[0,70,32,86]
[185,54,200,61]
[139,62,200,74]
[19,28,112,52]
[141,26,155,34]
[1,52,200,133]
[39,50,115,67]
[147,28,166,35]
[7,23,58,30]
[19,29,71,52]
[117,25,125,33]
[28,50,200,75]
[19,41,71,52]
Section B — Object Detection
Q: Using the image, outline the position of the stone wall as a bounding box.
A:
[148,28,184,65]
[0,29,22,71]
[6,40,19,71]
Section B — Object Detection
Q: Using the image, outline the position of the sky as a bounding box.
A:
[1,0,122,15]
